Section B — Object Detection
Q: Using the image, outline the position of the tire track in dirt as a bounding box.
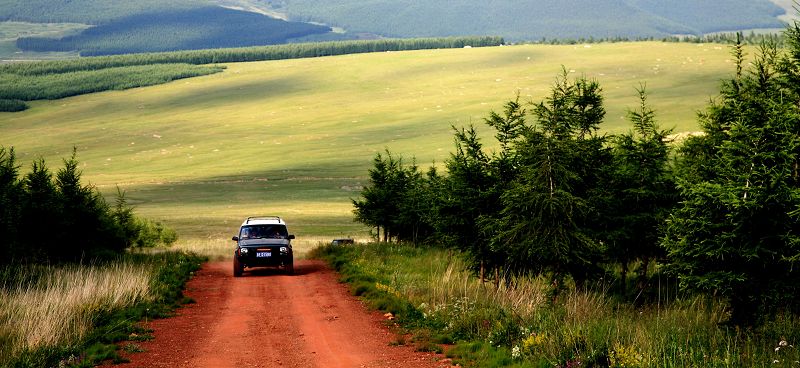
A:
[119,260,446,368]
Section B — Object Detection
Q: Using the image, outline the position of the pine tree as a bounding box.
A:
[493,69,608,284]
[0,147,22,263]
[664,40,800,324]
[604,87,676,293]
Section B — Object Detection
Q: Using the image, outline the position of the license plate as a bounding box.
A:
[256,252,271,258]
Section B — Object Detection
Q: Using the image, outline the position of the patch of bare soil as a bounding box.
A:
[118,260,451,368]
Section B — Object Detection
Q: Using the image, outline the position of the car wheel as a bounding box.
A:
[286,258,294,275]
[233,257,243,277]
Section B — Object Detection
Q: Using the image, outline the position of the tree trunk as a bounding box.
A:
[620,261,628,295]
[480,259,485,283]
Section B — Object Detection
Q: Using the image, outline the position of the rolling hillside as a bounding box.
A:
[15,7,330,56]
[273,0,786,40]
[0,0,790,58]
[0,0,333,56]
[0,42,745,240]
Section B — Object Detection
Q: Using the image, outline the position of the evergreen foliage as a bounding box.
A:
[0,147,177,264]
[352,151,433,243]
[602,87,677,291]
[663,38,800,324]
[0,64,224,101]
[0,99,27,112]
[1,36,503,76]
[493,71,610,282]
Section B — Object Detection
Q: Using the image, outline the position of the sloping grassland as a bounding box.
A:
[0,42,742,241]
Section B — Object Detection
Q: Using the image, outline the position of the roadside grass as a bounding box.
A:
[1,42,745,242]
[311,242,800,367]
[171,235,337,260]
[0,251,204,367]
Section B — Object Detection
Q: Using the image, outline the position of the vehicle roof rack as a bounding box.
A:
[245,216,283,224]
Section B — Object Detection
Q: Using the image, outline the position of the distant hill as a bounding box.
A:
[272,0,786,40]
[15,7,330,56]
[1,0,331,55]
[0,0,790,56]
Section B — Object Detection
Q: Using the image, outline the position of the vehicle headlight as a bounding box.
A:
[239,247,249,254]
[280,247,288,253]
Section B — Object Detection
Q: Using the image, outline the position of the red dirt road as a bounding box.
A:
[119,260,448,368]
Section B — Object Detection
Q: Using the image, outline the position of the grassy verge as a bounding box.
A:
[311,242,800,367]
[0,251,205,367]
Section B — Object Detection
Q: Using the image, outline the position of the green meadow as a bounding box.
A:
[0,42,741,248]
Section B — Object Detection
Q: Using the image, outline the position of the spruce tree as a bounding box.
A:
[493,70,608,284]
[604,87,676,293]
[664,40,800,324]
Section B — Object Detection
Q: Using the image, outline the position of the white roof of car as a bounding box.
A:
[241,216,286,226]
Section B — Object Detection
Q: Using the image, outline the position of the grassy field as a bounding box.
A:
[0,42,743,253]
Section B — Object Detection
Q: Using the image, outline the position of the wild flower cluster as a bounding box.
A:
[609,342,645,367]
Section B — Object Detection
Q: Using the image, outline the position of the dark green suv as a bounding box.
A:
[232,216,295,277]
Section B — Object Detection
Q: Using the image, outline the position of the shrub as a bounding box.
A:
[0,99,27,112]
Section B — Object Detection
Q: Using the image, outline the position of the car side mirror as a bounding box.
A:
[232,236,239,241]
[288,234,295,240]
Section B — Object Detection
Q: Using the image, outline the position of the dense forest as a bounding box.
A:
[273,0,785,40]
[0,0,203,24]
[354,31,800,325]
[15,7,331,56]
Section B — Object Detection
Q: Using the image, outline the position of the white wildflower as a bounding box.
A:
[511,345,521,359]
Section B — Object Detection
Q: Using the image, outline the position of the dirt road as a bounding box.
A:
[119,260,447,368]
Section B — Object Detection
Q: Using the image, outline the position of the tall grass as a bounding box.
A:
[315,242,800,367]
[0,262,153,362]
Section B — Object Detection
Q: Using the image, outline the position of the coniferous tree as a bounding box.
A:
[493,70,608,284]
[20,158,60,260]
[603,87,676,293]
[437,125,497,278]
[664,40,800,324]
[0,147,22,263]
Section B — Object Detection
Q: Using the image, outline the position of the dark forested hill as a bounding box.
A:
[1,0,331,55]
[0,0,204,24]
[0,0,790,57]
[273,0,786,40]
[15,7,330,56]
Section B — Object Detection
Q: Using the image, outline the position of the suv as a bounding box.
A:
[232,216,295,277]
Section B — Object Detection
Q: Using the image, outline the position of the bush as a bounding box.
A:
[0,99,27,112]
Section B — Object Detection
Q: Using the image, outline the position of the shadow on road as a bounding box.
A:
[239,261,326,277]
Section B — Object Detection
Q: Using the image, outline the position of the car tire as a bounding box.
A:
[233,257,243,277]
[286,258,294,275]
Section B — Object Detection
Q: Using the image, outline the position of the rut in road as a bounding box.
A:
[119,260,447,368]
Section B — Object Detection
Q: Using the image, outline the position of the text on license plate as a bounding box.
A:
[256,252,271,258]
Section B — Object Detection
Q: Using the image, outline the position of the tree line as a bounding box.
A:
[0,147,177,264]
[0,36,501,112]
[2,36,504,76]
[353,32,800,325]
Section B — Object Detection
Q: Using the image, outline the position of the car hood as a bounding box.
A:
[239,238,291,246]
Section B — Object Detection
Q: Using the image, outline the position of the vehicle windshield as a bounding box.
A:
[239,225,288,240]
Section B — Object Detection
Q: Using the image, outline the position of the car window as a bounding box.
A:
[240,225,288,239]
